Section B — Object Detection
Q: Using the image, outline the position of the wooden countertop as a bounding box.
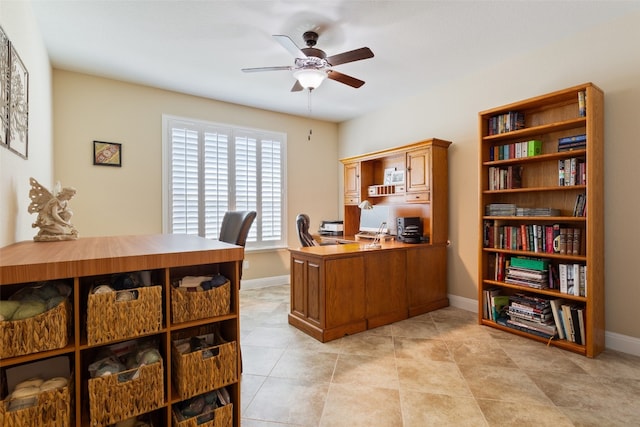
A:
[0,234,243,285]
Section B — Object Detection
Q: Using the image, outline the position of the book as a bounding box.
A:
[550,299,567,340]
[483,287,501,320]
[572,263,581,296]
[527,140,542,157]
[510,256,549,271]
[559,263,568,294]
[578,91,586,117]
[573,193,586,216]
[561,304,576,342]
[572,228,581,256]
[558,134,586,145]
[570,305,582,345]
[577,307,586,344]
[491,295,510,320]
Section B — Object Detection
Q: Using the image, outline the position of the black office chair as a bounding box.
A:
[296,214,318,247]
[219,210,257,280]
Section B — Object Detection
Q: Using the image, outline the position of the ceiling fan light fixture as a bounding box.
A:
[293,68,327,89]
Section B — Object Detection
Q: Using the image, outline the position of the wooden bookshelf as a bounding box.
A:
[478,83,604,357]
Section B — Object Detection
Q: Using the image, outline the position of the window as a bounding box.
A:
[162,115,287,249]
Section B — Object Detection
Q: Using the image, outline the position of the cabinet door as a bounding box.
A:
[406,147,431,193]
[344,162,360,204]
[406,246,448,316]
[290,256,322,328]
[364,250,408,328]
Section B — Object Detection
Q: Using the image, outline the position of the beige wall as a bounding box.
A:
[339,12,640,340]
[0,1,53,246]
[52,70,340,280]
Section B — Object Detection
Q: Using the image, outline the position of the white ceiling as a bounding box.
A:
[31,0,640,123]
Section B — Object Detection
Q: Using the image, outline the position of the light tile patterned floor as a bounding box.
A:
[239,285,640,426]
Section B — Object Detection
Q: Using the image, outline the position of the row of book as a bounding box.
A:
[489,140,541,161]
[483,290,586,343]
[488,165,523,190]
[487,111,525,135]
[491,255,586,297]
[558,134,586,152]
[485,203,561,217]
[483,222,582,255]
[559,157,586,186]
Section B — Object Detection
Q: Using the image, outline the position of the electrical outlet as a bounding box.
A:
[243,261,249,270]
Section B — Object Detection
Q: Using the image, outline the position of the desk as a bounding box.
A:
[288,240,448,342]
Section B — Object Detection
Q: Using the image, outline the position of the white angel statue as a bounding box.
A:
[28,177,79,241]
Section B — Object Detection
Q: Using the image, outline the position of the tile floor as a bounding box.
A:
[239,285,640,426]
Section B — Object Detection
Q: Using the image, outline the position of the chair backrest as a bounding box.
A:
[219,211,257,247]
[296,213,318,247]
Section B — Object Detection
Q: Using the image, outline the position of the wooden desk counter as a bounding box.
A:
[288,241,448,342]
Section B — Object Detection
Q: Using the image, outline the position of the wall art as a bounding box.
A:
[0,26,9,148]
[93,140,122,167]
[8,42,28,158]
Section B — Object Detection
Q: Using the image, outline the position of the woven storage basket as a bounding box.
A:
[0,378,73,427]
[87,286,162,346]
[0,298,71,358]
[88,360,164,427]
[172,402,233,427]
[172,340,237,400]
[171,281,230,324]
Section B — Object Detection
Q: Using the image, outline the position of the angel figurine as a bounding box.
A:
[28,177,79,241]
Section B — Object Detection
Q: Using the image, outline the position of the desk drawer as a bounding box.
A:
[405,191,430,203]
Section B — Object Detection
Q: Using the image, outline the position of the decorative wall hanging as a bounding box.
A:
[93,140,122,167]
[0,26,9,149]
[0,25,29,159]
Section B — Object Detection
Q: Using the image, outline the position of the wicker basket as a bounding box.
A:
[171,281,230,324]
[0,379,73,427]
[172,340,237,400]
[87,286,162,346]
[0,298,71,358]
[88,360,164,427]
[172,402,233,427]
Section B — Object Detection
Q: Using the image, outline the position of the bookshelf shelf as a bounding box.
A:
[478,83,604,358]
[482,117,587,142]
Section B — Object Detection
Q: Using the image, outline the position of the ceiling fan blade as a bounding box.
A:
[327,70,365,88]
[241,66,292,73]
[273,34,307,58]
[327,47,374,66]
[290,80,304,92]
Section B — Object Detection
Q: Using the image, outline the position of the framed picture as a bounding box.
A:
[0,26,8,149]
[8,42,28,158]
[391,169,405,185]
[93,141,122,167]
[383,167,396,185]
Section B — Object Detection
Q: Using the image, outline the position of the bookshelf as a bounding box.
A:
[478,83,604,358]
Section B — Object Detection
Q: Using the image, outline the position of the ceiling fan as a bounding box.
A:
[241,31,374,92]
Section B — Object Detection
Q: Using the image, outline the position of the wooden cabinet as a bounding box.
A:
[343,161,361,205]
[406,245,448,317]
[288,242,450,342]
[406,146,431,194]
[478,83,604,357]
[340,139,451,240]
[0,234,244,425]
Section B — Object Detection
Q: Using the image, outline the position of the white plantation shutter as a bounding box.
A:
[163,116,286,249]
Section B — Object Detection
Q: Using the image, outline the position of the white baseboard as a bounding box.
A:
[448,293,640,357]
[241,275,289,290]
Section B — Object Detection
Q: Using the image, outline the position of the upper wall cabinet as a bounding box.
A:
[340,138,451,242]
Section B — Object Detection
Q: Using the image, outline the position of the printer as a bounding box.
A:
[319,220,343,235]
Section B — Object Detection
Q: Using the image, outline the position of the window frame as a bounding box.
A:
[162,114,287,250]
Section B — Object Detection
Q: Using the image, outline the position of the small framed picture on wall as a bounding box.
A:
[93,141,122,167]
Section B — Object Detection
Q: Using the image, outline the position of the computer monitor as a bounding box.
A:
[359,205,390,234]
